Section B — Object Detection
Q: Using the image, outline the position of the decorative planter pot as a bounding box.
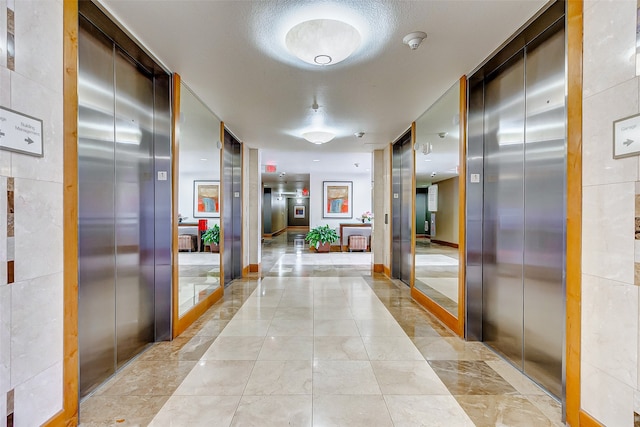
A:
[316,242,331,253]
[205,242,219,253]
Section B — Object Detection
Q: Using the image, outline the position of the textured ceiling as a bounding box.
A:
[98,0,548,180]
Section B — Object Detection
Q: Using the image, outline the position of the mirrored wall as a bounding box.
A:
[176,81,222,319]
[413,80,465,332]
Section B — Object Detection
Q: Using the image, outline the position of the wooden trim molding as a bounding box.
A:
[383,265,391,277]
[373,264,384,274]
[411,287,459,333]
[171,78,224,338]
[457,75,468,338]
[410,78,466,338]
[431,239,459,249]
[174,286,224,338]
[219,122,225,287]
[410,122,417,289]
[566,1,583,425]
[45,1,80,425]
[579,410,604,427]
[170,74,181,338]
[249,263,261,273]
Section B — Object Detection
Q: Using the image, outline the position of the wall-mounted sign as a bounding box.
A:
[428,184,438,212]
[0,106,43,157]
[613,113,640,159]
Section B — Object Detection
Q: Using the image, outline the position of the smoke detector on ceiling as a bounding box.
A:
[403,32,427,50]
[355,131,365,138]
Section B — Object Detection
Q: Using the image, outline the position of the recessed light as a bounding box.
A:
[424,159,432,162]
[200,158,208,161]
[313,159,320,162]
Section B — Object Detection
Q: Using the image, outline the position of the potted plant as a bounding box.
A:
[201,224,220,253]
[305,224,339,253]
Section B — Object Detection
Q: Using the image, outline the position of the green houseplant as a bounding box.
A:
[202,224,220,253]
[305,224,339,252]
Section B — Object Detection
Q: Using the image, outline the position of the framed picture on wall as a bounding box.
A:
[323,181,353,218]
[294,205,305,218]
[193,180,220,218]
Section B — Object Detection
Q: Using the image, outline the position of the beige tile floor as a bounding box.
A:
[80,233,564,427]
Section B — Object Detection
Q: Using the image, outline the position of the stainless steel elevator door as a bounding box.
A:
[78,20,157,397]
[392,131,412,285]
[113,51,155,369]
[522,27,565,397]
[78,24,117,397]
[481,22,565,398]
[482,53,526,368]
[223,130,242,284]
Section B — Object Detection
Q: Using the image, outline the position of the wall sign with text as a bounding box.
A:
[0,106,43,157]
[613,113,640,159]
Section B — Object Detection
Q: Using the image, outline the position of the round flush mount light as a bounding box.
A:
[302,131,336,144]
[286,19,361,66]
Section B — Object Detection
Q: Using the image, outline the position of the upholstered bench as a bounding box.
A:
[348,235,368,252]
[178,234,196,252]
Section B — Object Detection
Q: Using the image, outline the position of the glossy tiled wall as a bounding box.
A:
[0,1,64,426]
[582,0,640,425]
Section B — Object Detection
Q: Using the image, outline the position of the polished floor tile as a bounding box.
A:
[455,395,559,427]
[231,395,312,427]
[174,360,254,396]
[80,232,563,426]
[313,395,394,426]
[312,360,381,395]
[313,336,369,361]
[201,336,264,360]
[429,360,519,395]
[244,360,312,395]
[371,360,450,395]
[148,395,240,427]
[258,336,313,360]
[384,395,475,427]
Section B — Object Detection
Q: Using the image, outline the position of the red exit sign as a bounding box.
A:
[265,164,277,173]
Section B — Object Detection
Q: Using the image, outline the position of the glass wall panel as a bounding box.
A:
[177,83,222,317]
[414,82,461,318]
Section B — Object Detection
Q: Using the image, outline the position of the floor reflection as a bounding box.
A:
[178,252,220,316]
[415,238,459,315]
[80,232,562,427]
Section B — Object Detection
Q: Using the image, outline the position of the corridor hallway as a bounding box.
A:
[79,233,563,426]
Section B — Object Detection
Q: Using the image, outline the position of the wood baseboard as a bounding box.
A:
[249,263,260,273]
[431,239,459,249]
[579,410,604,427]
[383,265,391,277]
[373,264,384,273]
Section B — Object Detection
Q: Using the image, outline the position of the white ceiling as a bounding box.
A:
[98,0,548,181]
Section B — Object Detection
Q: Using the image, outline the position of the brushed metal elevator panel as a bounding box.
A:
[114,51,155,369]
[482,53,526,368]
[392,131,412,285]
[78,22,117,397]
[78,8,172,397]
[522,26,565,398]
[468,12,566,401]
[223,130,242,284]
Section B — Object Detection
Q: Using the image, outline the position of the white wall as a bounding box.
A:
[581,1,640,425]
[270,192,287,233]
[433,177,458,245]
[372,148,391,268]
[0,1,64,425]
[309,172,372,234]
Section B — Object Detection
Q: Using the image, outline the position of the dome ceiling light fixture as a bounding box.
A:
[302,131,335,144]
[285,19,361,66]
